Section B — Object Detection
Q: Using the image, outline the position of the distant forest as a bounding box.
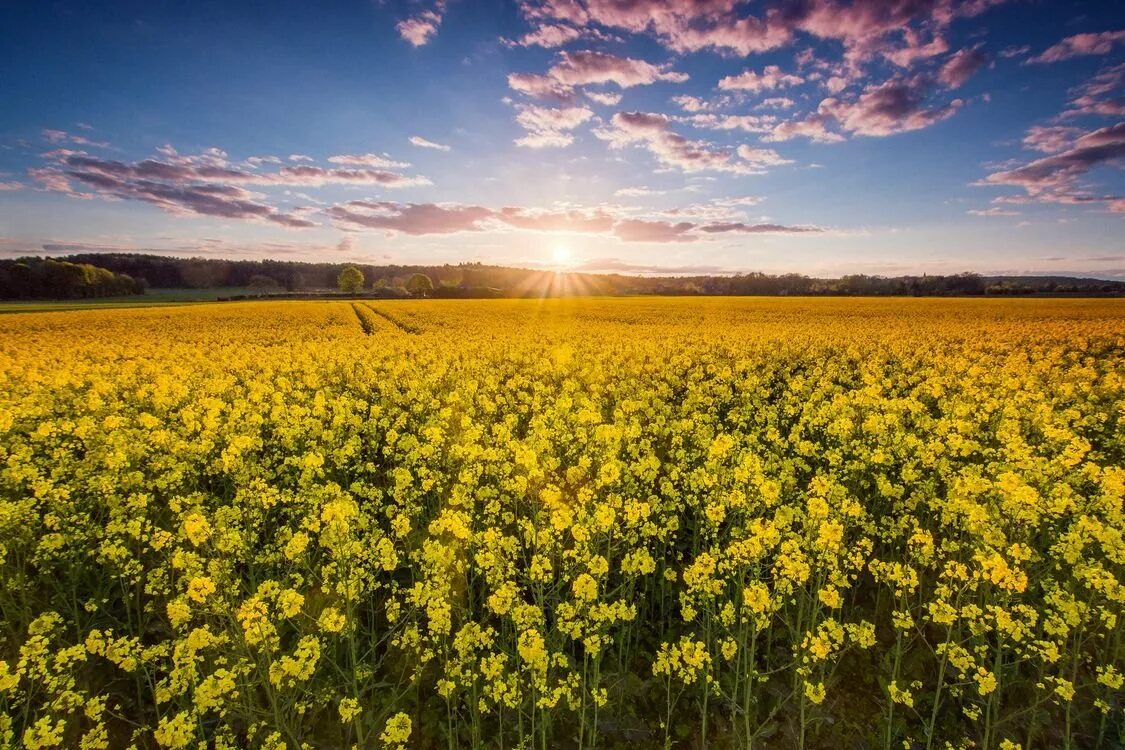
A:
[3,253,1123,299]
[0,258,144,299]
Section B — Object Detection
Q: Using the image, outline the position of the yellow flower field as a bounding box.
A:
[0,298,1122,749]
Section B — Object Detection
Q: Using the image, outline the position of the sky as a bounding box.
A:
[0,0,1122,278]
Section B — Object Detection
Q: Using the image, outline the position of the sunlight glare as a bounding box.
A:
[552,243,573,268]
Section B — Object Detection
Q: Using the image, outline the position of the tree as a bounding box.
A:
[406,273,433,297]
[338,266,364,293]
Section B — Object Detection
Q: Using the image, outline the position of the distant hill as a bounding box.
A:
[13,253,1125,298]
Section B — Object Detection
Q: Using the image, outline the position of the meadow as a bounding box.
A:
[0,297,1121,749]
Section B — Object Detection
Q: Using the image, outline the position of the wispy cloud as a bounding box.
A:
[409,136,452,151]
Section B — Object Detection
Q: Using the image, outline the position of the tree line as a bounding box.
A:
[0,258,143,300]
[5,254,1123,299]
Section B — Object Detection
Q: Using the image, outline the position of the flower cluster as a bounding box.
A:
[0,298,1121,749]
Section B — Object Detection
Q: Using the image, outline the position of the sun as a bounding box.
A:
[551,243,573,268]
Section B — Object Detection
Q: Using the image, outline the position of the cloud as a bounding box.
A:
[718,65,803,93]
[513,104,594,148]
[244,155,284,167]
[595,111,781,173]
[517,0,1014,63]
[685,113,777,133]
[968,206,1020,216]
[495,205,616,233]
[326,153,411,168]
[397,4,445,46]
[698,222,823,234]
[998,44,1030,59]
[0,181,22,191]
[409,136,452,151]
[759,97,796,109]
[327,197,823,241]
[507,73,576,102]
[980,122,1125,211]
[819,76,963,136]
[510,49,687,103]
[763,112,845,143]
[329,201,493,234]
[672,95,733,113]
[1028,30,1125,64]
[735,144,794,167]
[881,31,949,67]
[1062,63,1125,118]
[586,90,622,106]
[938,48,986,89]
[612,218,697,242]
[1022,126,1082,154]
[570,257,727,274]
[614,186,667,197]
[42,128,110,149]
[509,23,583,47]
[288,154,314,162]
[28,146,432,229]
[549,50,688,88]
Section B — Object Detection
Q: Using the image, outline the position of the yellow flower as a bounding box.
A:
[572,573,598,602]
[153,712,194,749]
[338,697,361,723]
[380,712,412,748]
[186,576,216,603]
[319,607,347,633]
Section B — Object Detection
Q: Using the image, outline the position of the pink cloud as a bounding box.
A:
[409,136,452,151]
[881,31,950,67]
[699,222,822,234]
[513,104,594,148]
[1022,126,1082,154]
[508,50,687,104]
[937,47,987,88]
[1028,30,1125,64]
[967,207,1020,216]
[397,5,445,47]
[595,111,777,173]
[27,146,435,229]
[663,15,792,56]
[516,0,1015,65]
[612,218,697,242]
[548,50,688,88]
[326,153,411,168]
[735,145,794,167]
[586,90,623,106]
[759,97,796,109]
[686,113,777,133]
[329,201,492,234]
[519,0,589,27]
[507,73,576,102]
[509,23,583,47]
[763,112,844,143]
[1062,63,1125,119]
[0,181,22,191]
[42,129,110,149]
[496,206,616,233]
[671,94,734,112]
[981,122,1125,211]
[819,76,963,136]
[327,197,822,241]
[718,65,803,93]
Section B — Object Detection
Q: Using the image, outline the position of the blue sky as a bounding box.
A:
[0,0,1121,277]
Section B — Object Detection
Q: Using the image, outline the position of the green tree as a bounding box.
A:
[338,266,364,294]
[406,273,433,297]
